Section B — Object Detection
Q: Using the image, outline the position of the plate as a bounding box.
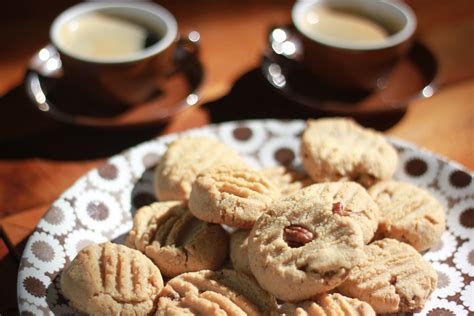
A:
[17,120,473,315]
[262,26,438,117]
[25,43,204,128]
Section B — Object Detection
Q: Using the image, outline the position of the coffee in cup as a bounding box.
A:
[50,2,192,106]
[57,12,162,60]
[291,0,417,92]
[298,6,389,45]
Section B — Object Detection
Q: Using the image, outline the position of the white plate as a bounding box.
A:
[17,120,474,315]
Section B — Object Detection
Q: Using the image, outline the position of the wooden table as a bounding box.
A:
[0,0,473,314]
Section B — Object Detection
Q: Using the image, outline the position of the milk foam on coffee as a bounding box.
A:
[300,5,389,44]
[58,13,152,59]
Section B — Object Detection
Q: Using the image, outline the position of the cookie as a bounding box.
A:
[262,166,313,196]
[248,193,366,301]
[230,229,251,275]
[277,293,375,316]
[61,242,163,315]
[156,270,276,315]
[126,201,229,277]
[154,136,245,201]
[338,238,437,313]
[301,118,398,187]
[368,180,446,251]
[189,165,280,228]
[290,182,380,243]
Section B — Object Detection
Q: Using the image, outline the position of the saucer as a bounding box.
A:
[261,26,438,116]
[25,42,204,128]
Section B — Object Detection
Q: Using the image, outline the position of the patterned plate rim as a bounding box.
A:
[17,119,474,315]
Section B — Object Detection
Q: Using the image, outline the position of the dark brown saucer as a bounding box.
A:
[25,42,204,128]
[261,26,438,117]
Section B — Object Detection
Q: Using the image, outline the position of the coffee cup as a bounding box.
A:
[285,0,416,92]
[49,2,197,107]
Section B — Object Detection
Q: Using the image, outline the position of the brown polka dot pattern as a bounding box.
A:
[43,206,63,225]
[17,120,474,315]
[468,250,474,265]
[233,126,252,140]
[31,241,54,262]
[24,277,46,298]
[450,170,472,188]
[98,163,118,180]
[460,208,474,228]
[86,201,109,221]
[437,271,449,288]
[427,308,456,316]
[405,158,428,176]
[274,147,295,165]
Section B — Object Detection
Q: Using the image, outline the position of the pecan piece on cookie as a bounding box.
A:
[332,202,352,216]
[287,182,380,243]
[284,225,314,248]
[248,191,366,301]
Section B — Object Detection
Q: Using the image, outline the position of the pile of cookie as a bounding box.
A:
[61,118,445,315]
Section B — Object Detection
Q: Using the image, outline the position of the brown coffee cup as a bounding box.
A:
[289,0,417,92]
[50,2,197,107]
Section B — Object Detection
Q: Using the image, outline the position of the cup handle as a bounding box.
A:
[267,25,303,63]
[171,31,200,74]
[28,44,63,79]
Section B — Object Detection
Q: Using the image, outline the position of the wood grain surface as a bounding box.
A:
[0,0,473,314]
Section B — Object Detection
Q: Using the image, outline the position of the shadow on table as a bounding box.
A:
[201,67,407,129]
[0,66,406,161]
[0,85,167,161]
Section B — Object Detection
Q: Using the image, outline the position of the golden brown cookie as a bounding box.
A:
[61,242,163,315]
[277,293,375,316]
[301,118,398,187]
[126,201,229,277]
[338,238,438,313]
[368,180,446,251]
[262,166,313,196]
[154,136,245,201]
[229,229,251,275]
[189,165,280,228]
[248,192,366,301]
[289,182,380,243]
[156,270,276,315]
